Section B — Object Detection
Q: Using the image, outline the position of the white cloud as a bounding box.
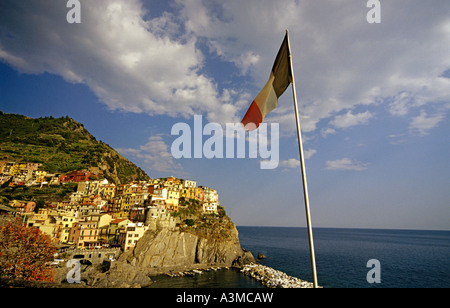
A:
[236,51,261,75]
[387,92,416,116]
[330,111,374,129]
[279,159,300,169]
[117,136,183,173]
[409,110,445,136]
[1,0,449,135]
[326,158,368,171]
[0,0,237,124]
[275,149,316,171]
[304,149,317,160]
[321,128,337,138]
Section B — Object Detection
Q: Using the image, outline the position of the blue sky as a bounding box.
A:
[1,0,449,230]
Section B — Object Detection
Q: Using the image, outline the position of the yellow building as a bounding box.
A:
[27,210,57,239]
[99,218,131,243]
[123,184,133,195]
[111,194,131,219]
[10,163,19,176]
[165,188,180,211]
[167,188,180,201]
[59,214,77,243]
[180,187,195,200]
[18,163,27,175]
[35,170,47,183]
[100,184,116,199]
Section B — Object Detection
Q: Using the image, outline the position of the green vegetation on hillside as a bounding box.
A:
[0,183,78,205]
[0,112,150,184]
[172,198,233,240]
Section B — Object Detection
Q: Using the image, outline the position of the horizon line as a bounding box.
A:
[236,225,450,232]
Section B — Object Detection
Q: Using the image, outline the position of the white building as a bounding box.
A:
[203,202,218,214]
[182,179,197,188]
[152,188,167,200]
[117,222,148,251]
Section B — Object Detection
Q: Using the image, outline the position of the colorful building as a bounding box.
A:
[117,222,148,251]
[68,214,101,248]
[60,170,96,183]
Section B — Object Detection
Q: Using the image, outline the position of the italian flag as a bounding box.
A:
[241,34,293,130]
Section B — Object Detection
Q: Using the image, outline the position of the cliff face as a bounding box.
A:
[120,223,254,275]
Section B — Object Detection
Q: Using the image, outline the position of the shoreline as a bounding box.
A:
[2,262,317,288]
[145,263,233,277]
[148,263,318,289]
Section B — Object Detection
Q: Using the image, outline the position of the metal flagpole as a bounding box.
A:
[286,29,319,288]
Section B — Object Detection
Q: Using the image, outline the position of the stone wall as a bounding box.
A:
[59,248,121,265]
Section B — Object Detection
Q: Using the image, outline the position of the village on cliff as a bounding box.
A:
[0,161,221,252]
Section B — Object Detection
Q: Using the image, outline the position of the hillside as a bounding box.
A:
[0,112,150,184]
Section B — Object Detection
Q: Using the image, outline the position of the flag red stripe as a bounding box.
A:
[241,101,263,129]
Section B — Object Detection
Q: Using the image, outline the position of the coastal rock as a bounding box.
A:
[121,223,254,274]
[53,260,152,288]
[121,228,198,269]
[233,250,256,267]
[257,252,267,259]
[90,261,152,288]
[241,264,318,288]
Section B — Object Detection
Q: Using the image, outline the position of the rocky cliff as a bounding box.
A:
[120,221,255,276]
[116,199,255,277]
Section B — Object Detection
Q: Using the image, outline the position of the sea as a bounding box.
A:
[148,227,450,288]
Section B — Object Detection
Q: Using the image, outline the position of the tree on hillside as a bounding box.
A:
[0,218,56,282]
[34,200,46,213]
